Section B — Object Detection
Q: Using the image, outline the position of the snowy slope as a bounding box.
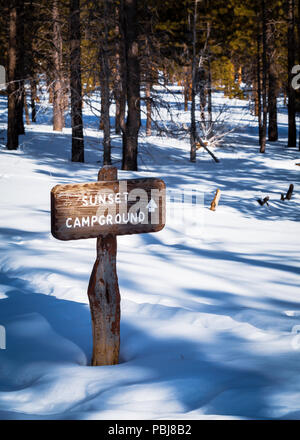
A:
[0,88,300,419]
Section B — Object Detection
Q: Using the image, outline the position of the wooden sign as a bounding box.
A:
[50,166,166,367]
[51,178,166,241]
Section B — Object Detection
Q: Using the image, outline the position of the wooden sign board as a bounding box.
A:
[51,178,166,241]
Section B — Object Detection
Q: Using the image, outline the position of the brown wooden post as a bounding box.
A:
[87,166,120,366]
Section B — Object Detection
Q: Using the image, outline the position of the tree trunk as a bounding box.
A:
[99,0,111,165]
[207,49,212,128]
[62,77,69,113]
[114,41,126,134]
[121,0,140,171]
[252,76,259,116]
[114,91,121,134]
[257,29,263,149]
[184,65,189,111]
[298,0,300,149]
[99,90,104,130]
[30,77,37,122]
[199,67,206,125]
[145,80,152,136]
[70,0,84,162]
[7,2,19,150]
[260,0,268,153]
[198,20,210,131]
[48,76,53,104]
[87,166,120,366]
[27,0,37,124]
[24,88,30,125]
[99,67,111,164]
[145,36,152,137]
[114,4,126,135]
[16,0,25,136]
[190,0,197,162]
[53,0,64,132]
[288,0,297,147]
[267,16,278,142]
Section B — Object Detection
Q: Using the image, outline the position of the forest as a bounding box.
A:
[0,0,300,422]
[1,0,300,166]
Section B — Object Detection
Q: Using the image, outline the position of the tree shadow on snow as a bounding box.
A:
[0,273,275,420]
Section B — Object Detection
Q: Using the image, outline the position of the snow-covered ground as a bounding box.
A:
[0,87,299,420]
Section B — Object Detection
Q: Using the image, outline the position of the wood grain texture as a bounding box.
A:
[87,166,120,366]
[51,177,166,240]
[88,234,120,366]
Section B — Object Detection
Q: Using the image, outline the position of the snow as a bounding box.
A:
[0,87,300,420]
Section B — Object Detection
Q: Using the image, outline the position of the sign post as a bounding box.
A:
[87,166,120,366]
[51,166,166,366]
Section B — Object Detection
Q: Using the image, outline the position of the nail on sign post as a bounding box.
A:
[51,166,166,366]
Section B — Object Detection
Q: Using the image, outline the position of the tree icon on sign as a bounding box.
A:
[146,199,158,213]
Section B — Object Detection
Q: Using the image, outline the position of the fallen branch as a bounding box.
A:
[281,184,294,201]
[257,196,270,206]
[196,137,220,163]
